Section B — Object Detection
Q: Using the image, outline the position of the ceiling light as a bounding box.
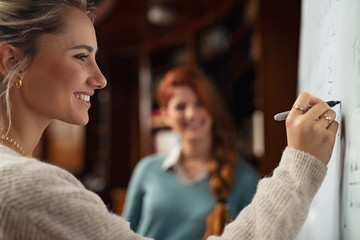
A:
[147,5,177,26]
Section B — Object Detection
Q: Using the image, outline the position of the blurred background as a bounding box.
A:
[36,0,300,214]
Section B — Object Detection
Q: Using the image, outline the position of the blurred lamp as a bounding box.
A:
[147,5,177,26]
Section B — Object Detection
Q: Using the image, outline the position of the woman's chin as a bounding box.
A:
[61,116,89,127]
[183,133,207,142]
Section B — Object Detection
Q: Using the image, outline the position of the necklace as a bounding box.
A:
[0,135,27,156]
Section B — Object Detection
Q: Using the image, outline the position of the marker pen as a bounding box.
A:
[274,100,341,121]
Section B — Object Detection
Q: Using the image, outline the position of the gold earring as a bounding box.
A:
[15,79,22,88]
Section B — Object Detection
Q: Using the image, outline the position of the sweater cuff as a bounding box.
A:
[278,147,327,197]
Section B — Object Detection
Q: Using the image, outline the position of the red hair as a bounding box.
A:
[157,65,239,238]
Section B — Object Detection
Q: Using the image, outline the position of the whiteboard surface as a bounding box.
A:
[297,0,360,239]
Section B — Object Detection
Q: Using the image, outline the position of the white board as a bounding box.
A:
[296,0,360,239]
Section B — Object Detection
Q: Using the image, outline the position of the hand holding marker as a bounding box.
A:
[274,100,341,121]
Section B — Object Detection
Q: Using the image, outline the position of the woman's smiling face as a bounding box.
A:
[163,86,213,142]
[20,7,106,126]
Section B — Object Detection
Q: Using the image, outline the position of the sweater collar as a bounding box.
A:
[161,144,209,184]
[0,144,23,157]
[161,144,182,170]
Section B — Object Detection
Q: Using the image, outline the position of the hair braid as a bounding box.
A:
[203,132,238,239]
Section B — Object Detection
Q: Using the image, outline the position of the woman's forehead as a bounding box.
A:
[36,8,97,52]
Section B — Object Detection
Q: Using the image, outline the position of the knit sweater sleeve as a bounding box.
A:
[0,147,327,240]
[0,156,151,240]
[209,147,328,240]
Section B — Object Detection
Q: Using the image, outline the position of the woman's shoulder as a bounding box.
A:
[127,152,168,185]
[0,153,104,213]
[134,152,167,172]
[234,156,259,181]
[236,156,257,171]
[0,153,84,190]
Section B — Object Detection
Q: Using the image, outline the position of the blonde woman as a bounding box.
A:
[0,1,338,239]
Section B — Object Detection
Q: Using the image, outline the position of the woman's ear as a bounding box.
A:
[0,44,20,77]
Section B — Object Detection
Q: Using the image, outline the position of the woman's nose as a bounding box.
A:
[89,64,107,89]
[185,106,196,119]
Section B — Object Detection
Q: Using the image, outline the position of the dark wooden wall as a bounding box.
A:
[257,0,300,176]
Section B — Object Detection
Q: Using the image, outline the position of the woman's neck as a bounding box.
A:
[7,103,51,157]
[179,138,212,179]
[1,114,48,157]
[181,137,212,161]
[1,127,43,157]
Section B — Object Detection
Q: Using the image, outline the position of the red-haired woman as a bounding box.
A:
[122,65,258,240]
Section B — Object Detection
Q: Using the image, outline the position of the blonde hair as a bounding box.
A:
[158,65,239,238]
[0,0,95,134]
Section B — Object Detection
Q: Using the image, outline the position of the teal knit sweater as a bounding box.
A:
[122,153,258,240]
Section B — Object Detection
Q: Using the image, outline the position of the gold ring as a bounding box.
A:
[292,104,305,113]
[322,113,333,124]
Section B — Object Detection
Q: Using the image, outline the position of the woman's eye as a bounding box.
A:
[175,104,186,111]
[74,54,89,62]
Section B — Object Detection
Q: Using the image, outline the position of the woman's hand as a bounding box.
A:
[285,92,339,164]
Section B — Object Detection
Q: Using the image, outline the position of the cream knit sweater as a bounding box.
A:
[0,145,326,240]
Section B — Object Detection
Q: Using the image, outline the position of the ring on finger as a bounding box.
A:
[322,113,333,124]
[292,104,305,113]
